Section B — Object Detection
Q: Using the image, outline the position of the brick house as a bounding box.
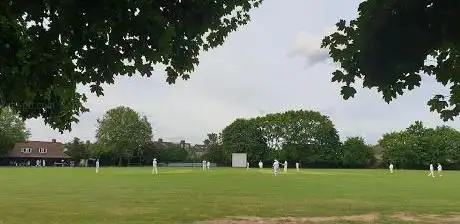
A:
[2,139,70,166]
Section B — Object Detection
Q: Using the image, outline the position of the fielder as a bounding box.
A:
[246,162,250,169]
[295,162,300,171]
[283,161,288,172]
[258,161,263,169]
[437,163,442,177]
[428,163,435,178]
[389,163,394,173]
[95,159,100,173]
[202,160,206,171]
[206,161,210,170]
[273,159,280,176]
[152,158,158,174]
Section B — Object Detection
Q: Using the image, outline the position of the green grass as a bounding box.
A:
[0,167,459,224]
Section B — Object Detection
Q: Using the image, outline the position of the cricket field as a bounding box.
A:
[1,167,459,224]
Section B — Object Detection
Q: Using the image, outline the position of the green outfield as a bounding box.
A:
[0,167,459,224]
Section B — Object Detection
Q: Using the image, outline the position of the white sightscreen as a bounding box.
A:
[232,153,247,168]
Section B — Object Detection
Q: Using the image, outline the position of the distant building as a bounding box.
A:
[193,144,207,151]
[151,138,207,154]
[152,138,192,149]
[2,139,70,166]
[194,144,208,157]
[150,138,209,159]
[179,140,192,149]
[152,138,177,149]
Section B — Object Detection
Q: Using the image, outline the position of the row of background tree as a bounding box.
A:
[3,106,460,169]
[66,106,192,166]
[65,108,460,169]
[202,111,460,169]
[65,138,191,167]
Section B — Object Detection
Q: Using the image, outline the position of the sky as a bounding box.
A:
[26,0,458,145]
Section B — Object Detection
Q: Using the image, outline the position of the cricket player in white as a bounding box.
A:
[283,161,288,172]
[389,163,394,173]
[42,159,46,167]
[295,162,299,171]
[95,159,100,173]
[273,160,280,176]
[202,160,206,171]
[246,162,250,169]
[206,161,210,170]
[152,158,158,174]
[428,163,435,178]
[437,163,442,176]
[258,161,263,169]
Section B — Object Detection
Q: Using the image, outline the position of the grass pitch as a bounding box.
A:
[0,167,459,224]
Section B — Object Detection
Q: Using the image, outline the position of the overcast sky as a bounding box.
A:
[27,0,458,145]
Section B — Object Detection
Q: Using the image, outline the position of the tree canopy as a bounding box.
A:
[341,137,375,168]
[257,110,342,166]
[65,137,90,163]
[0,108,30,156]
[222,118,268,164]
[0,0,262,132]
[95,106,153,166]
[203,133,226,164]
[380,121,460,169]
[158,147,188,163]
[322,1,460,121]
[220,110,343,167]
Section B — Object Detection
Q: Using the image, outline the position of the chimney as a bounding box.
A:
[158,138,163,143]
[52,139,56,143]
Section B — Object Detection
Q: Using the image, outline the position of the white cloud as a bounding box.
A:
[287,26,337,67]
[288,32,329,65]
